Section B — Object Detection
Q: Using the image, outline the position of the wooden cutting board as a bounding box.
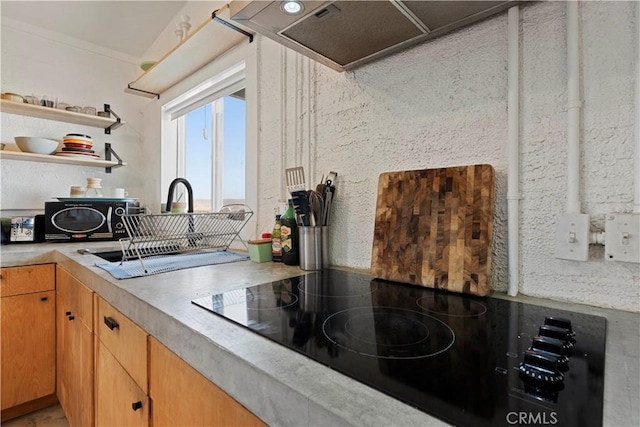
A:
[370,164,495,296]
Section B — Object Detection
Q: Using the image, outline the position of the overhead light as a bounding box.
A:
[281,0,304,15]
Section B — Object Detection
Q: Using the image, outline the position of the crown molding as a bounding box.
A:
[2,17,141,66]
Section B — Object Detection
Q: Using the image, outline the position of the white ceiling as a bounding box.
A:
[1,1,187,58]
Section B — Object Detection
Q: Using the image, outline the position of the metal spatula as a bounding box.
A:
[285,166,306,194]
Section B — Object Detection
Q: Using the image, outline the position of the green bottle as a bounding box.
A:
[271,214,282,262]
[281,199,299,266]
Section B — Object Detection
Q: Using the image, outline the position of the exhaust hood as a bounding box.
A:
[230,1,524,72]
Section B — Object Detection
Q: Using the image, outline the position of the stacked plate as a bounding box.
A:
[56,134,100,159]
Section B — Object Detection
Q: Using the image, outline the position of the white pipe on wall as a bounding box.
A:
[507,5,521,297]
[566,0,582,214]
[634,0,640,213]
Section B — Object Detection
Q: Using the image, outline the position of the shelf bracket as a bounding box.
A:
[212,9,254,43]
[103,104,124,134]
[126,83,160,100]
[104,142,124,173]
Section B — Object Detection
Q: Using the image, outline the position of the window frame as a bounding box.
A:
[157,42,258,242]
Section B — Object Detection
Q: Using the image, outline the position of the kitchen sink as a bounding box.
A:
[93,250,126,262]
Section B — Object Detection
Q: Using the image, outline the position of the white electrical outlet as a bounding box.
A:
[555,213,590,261]
[605,214,640,263]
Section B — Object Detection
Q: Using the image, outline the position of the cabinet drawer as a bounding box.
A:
[96,340,148,427]
[0,264,55,297]
[96,297,148,393]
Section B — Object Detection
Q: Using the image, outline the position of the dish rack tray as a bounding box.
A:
[118,204,253,272]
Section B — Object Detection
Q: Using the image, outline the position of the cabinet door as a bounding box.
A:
[149,337,264,427]
[1,291,55,409]
[0,264,55,297]
[96,340,149,427]
[56,267,94,427]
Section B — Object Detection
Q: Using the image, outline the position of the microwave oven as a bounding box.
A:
[44,201,140,242]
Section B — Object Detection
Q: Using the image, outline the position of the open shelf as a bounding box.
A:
[0,144,126,172]
[0,100,124,133]
[126,4,252,98]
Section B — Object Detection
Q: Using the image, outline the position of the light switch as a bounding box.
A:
[605,214,640,263]
[555,213,590,261]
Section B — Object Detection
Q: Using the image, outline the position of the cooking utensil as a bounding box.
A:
[285,166,306,194]
[370,164,495,296]
[322,189,332,226]
[291,190,310,226]
[308,190,323,226]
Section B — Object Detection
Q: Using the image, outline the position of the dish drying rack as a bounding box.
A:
[117,204,253,273]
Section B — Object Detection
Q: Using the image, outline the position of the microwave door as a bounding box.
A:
[52,207,106,233]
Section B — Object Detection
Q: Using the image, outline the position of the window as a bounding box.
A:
[178,92,246,212]
[162,61,247,213]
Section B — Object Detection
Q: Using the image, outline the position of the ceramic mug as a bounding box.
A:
[70,186,86,197]
[111,188,128,198]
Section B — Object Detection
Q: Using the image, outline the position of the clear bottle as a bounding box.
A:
[281,199,299,266]
[271,214,283,262]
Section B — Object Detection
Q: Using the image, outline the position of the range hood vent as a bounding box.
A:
[230,0,524,71]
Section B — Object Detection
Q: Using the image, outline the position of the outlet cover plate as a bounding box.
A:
[555,213,590,261]
[605,213,640,263]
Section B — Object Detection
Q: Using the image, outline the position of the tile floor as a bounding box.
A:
[2,405,68,427]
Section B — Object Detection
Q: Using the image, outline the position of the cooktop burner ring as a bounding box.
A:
[297,278,379,298]
[416,296,488,318]
[344,312,431,347]
[207,288,299,311]
[322,306,456,360]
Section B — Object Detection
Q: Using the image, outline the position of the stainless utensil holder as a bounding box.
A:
[299,226,329,270]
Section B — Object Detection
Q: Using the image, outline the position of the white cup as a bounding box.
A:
[111,188,128,198]
[70,186,86,197]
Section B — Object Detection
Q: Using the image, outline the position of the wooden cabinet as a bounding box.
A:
[95,340,149,427]
[149,337,264,427]
[95,296,149,426]
[56,266,94,427]
[0,264,55,418]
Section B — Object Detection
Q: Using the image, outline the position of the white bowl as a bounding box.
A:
[14,136,59,155]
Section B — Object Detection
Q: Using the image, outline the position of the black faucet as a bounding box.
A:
[165,178,194,213]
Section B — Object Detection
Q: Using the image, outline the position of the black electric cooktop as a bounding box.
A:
[192,269,606,427]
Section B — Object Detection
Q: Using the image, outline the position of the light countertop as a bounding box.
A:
[1,242,638,426]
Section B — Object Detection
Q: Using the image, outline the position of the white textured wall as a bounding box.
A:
[1,2,637,313]
[0,21,146,213]
[255,1,639,312]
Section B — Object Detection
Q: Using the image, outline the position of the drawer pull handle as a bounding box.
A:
[66,311,72,316]
[41,297,48,301]
[104,316,119,330]
[68,316,75,321]
[132,401,143,411]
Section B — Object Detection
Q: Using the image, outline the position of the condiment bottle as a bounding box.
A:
[271,214,282,262]
[281,199,299,266]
